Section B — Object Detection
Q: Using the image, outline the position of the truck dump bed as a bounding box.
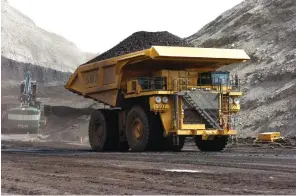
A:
[65,46,250,106]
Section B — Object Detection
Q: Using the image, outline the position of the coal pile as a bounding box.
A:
[83,31,193,65]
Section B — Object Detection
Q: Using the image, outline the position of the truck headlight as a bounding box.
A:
[155,96,161,103]
[234,98,240,104]
[162,96,168,103]
[229,98,233,104]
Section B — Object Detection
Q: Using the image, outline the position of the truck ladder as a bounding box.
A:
[221,93,230,129]
[183,90,222,130]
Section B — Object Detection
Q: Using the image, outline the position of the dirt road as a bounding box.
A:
[2,139,296,195]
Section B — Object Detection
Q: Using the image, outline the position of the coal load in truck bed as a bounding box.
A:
[83,31,193,65]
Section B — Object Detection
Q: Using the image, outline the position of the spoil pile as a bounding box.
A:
[84,31,193,64]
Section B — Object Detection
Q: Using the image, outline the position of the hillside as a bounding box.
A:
[186,0,296,136]
[1,0,90,73]
[1,0,95,108]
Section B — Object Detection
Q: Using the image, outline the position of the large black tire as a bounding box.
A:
[195,136,229,152]
[125,106,160,152]
[88,110,118,151]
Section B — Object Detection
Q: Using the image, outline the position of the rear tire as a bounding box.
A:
[88,110,118,151]
[195,136,228,152]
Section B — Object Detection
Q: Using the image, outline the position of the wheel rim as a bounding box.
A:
[132,118,143,140]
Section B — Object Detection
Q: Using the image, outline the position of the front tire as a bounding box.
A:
[195,136,228,152]
[125,106,152,152]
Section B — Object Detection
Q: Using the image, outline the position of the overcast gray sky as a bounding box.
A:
[8,0,243,53]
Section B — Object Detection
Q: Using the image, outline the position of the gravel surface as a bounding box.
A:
[84,31,193,64]
[2,140,296,195]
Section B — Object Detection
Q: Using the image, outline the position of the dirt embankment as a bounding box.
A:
[1,56,71,84]
[1,56,96,108]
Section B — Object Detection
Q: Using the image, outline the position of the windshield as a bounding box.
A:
[212,72,229,85]
[198,71,230,85]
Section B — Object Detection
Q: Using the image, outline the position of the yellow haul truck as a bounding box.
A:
[65,46,250,152]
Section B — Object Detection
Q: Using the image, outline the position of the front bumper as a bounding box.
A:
[171,123,237,136]
[175,129,237,136]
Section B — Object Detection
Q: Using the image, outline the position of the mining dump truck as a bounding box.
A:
[65,46,250,152]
